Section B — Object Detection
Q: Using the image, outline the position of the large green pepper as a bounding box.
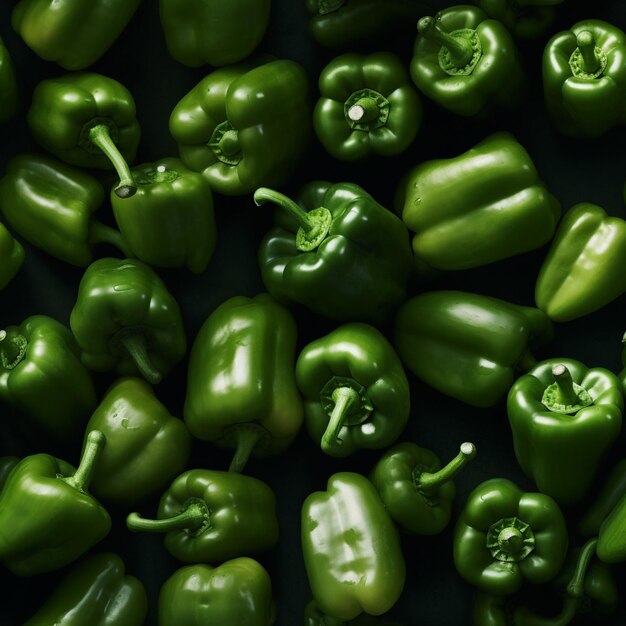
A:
[0,37,18,124]
[0,315,97,444]
[507,358,623,505]
[169,59,311,196]
[296,323,410,457]
[70,258,187,385]
[111,157,216,273]
[28,72,140,198]
[302,472,405,621]
[305,601,405,626]
[12,0,141,70]
[475,0,563,40]
[257,183,412,323]
[184,294,302,472]
[314,52,422,161]
[159,558,276,626]
[543,20,626,137]
[0,154,132,266]
[82,377,191,506]
[0,431,110,576]
[126,469,279,562]
[370,441,476,535]
[397,133,560,273]
[394,291,553,407]
[411,6,525,117]
[0,456,19,491]
[0,223,24,290]
[23,552,147,625]
[159,0,271,67]
[454,478,568,596]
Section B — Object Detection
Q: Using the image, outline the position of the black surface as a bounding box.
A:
[2,1,626,625]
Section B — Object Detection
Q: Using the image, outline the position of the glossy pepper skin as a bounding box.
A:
[370,441,476,535]
[169,59,311,196]
[0,223,24,290]
[394,291,553,407]
[0,153,132,266]
[23,552,147,626]
[580,459,626,537]
[475,0,563,40]
[535,204,626,322]
[543,20,626,137]
[184,294,302,472]
[397,133,560,273]
[454,478,568,596]
[0,431,110,576]
[159,0,271,67]
[28,72,140,198]
[0,37,18,124]
[257,182,412,323]
[411,6,525,117]
[12,0,141,70]
[127,469,279,562]
[70,258,187,385]
[314,52,421,161]
[302,472,406,621]
[296,324,410,457]
[305,602,405,626]
[83,377,191,506]
[111,157,216,273]
[159,558,276,626]
[508,358,623,506]
[0,315,97,444]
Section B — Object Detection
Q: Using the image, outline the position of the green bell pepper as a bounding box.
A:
[411,6,525,117]
[28,72,141,198]
[12,0,141,70]
[475,0,563,40]
[0,153,132,266]
[184,294,302,473]
[296,323,410,457]
[305,601,405,626]
[596,487,626,563]
[454,478,568,596]
[256,183,412,323]
[0,315,97,444]
[394,291,553,407]
[82,377,191,506]
[534,203,626,322]
[169,59,311,196]
[0,431,110,576]
[0,456,19,491]
[159,558,276,626]
[159,0,271,67]
[0,37,18,124]
[314,51,422,161]
[370,441,476,535]
[508,358,623,505]
[23,552,147,625]
[111,157,216,273]
[471,592,515,626]
[70,258,187,385]
[397,132,560,273]
[543,20,626,137]
[302,472,405,621]
[127,469,279,562]
[0,223,24,290]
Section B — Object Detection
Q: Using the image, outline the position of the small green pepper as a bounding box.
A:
[0,37,18,124]
[0,223,24,290]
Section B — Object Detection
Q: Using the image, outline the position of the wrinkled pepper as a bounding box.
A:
[305,601,405,626]
[475,0,563,40]
[0,223,24,290]
[0,37,18,124]
[296,323,410,457]
[0,456,19,490]
[580,459,626,537]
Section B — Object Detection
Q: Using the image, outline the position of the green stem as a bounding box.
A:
[320,387,361,453]
[576,31,599,74]
[126,501,208,534]
[218,129,240,157]
[566,537,598,599]
[88,124,136,199]
[416,442,477,494]
[0,330,27,369]
[498,527,524,554]
[347,97,379,124]
[551,364,579,406]
[417,16,474,67]
[62,431,106,492]
[229,427,265,473]
[88,220,134,258]
[254,188,313,231]
[120,333,162,385]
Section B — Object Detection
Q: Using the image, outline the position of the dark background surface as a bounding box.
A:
[2,1,626,624]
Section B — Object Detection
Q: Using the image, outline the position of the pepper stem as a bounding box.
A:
[576,31,600,74]
[126,501,208,534]
[229,427,265,473]
[254,188,313,231]
[88,124,137,199]
[62,430,106,492]
[219,129,240,157]
[567,537,598,599]
[498,527,524,554]
[0,330,27,369]
[88,221,134,258]
[551,364,579,406]
[120,333,162,385]
[347,97,379,124]
[416,442,477,494]
[320,387,361,453]
[417,16,474,67]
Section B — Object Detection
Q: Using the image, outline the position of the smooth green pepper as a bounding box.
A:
[257,182,412,323]
[0,153,132,266]
[296,323,410,457]
[305,601,405,626]
[580,459,626,537]
[508,358,623,505]
[111,157,216,273]
[394,291,553,407]
[475,0,563,40]
[0,456,19,491]
[70,258,187,385]
[454,478,568,596]
[0,223,24,290]
[0,431,110,576]
[314,52,422,161]
[0,37,18,124]
[302,472,405,621]
[23,552,147,625]
[127,469,279,562]
[82,377,191,506]
[184,294,302,472]
[159,558,276,626]
[170,59,311,196]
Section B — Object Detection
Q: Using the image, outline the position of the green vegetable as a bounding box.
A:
[475,0,563,40]
[0,457,19,491]
[305,601,405,625]
[0,37,18,124]
[0,223,24,290]
[580,459,626,537]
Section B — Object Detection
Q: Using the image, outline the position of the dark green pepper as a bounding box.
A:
[475,0,563,40]
[0,223,24,290]
[305,601,405,626]
[0,37,18,124]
